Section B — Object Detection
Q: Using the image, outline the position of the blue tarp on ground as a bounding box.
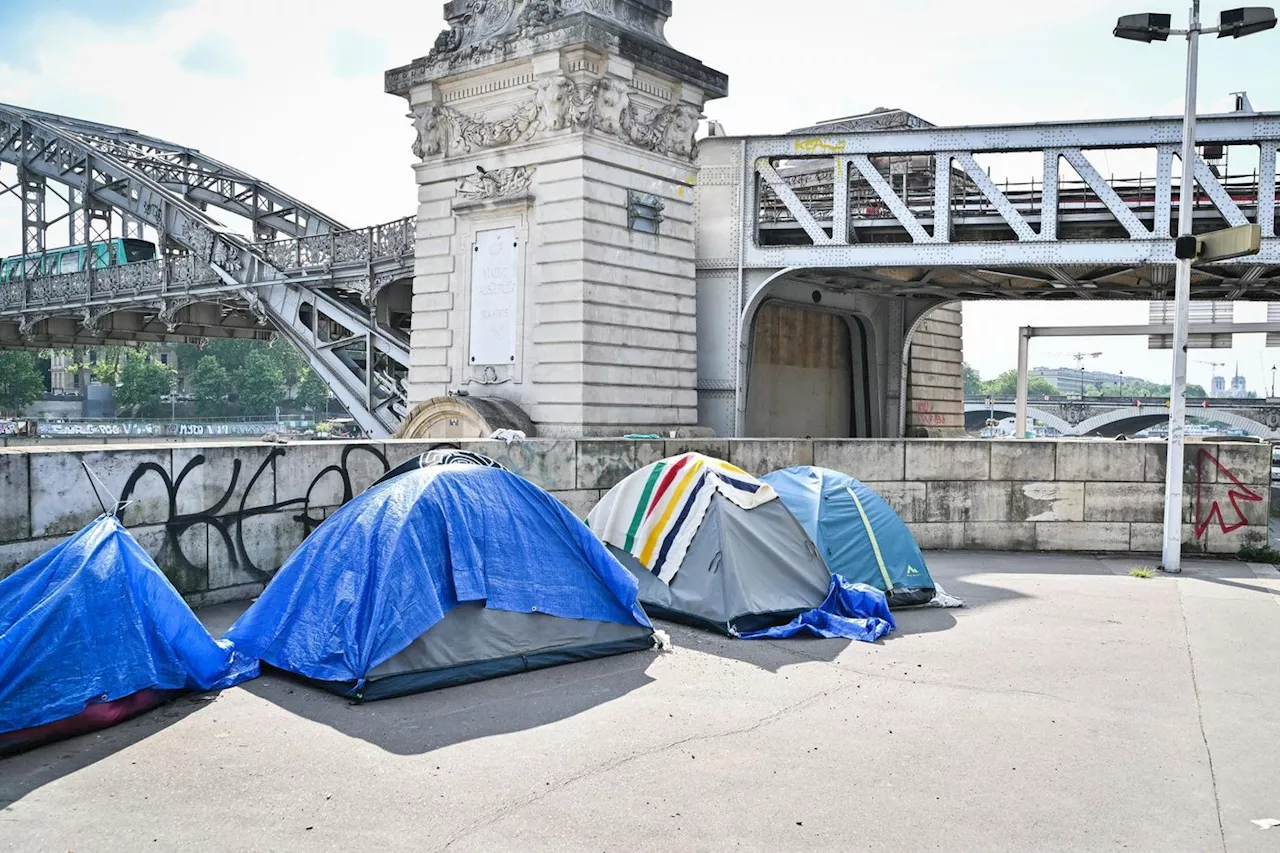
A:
[224,466,652,687]
[0,516,249,735]
[763,466,937,607]
[736,574,896,641]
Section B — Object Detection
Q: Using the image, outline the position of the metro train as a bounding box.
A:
[0,238,156,283]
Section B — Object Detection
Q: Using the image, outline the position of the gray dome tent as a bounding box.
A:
[588,453,832,635]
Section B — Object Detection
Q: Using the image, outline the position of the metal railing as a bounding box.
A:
[0,216,415,312]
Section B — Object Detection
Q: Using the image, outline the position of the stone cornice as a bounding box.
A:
[385,8,726,99]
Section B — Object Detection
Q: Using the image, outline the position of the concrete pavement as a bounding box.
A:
[2,552,1279,852]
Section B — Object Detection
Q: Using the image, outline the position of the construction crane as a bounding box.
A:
[1196,360,1226,396]
[1041,350,1103,395]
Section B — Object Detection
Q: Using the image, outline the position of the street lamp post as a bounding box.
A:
[1114,3,1276,574]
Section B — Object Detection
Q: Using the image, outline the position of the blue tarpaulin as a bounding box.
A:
[224,466,652,687]
[0,516,250,736]
[736,574,896,641]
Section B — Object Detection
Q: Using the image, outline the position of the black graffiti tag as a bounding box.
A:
[119,444,389,580]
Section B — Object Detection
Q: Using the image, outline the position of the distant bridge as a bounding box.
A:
[965,397,1280,438]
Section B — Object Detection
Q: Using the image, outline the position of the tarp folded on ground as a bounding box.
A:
[736,574,895,641]
[225,465,655,701]
[589,453,895,642]
[0,516,251,754]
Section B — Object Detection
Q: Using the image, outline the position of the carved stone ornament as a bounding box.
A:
[423,0,665,64]
[383,0,729,100]
[410,73,703,162]
[457,166,535,203]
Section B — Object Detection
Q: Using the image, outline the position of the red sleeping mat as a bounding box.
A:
[0,688,180,758]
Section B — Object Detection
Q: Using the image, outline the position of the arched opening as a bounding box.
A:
[743,298,876,438]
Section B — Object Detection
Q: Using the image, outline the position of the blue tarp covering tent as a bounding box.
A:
[763,466,937,608]
[225,465,655,701]
[0,516,249,756]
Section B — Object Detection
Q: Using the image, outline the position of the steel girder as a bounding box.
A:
[0,104,413,437]
[0,103,346,239]
[737,112,1280,276]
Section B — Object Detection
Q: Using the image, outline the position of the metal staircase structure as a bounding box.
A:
[0,104,414,437]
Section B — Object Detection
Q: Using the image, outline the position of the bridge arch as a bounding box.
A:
[963,402,1073,435]
[737,268,900,439]
[1076,406,1278,438]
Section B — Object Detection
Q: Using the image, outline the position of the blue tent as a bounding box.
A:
[225,465,655,701]
[0,516,249,755]
[763,467,936,608]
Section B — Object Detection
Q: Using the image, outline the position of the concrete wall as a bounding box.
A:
[0,438,1268,604]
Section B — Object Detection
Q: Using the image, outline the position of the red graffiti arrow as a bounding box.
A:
[1194,448,1264,539]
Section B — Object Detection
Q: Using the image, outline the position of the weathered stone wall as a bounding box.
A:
[0,438,1268,603]
[396,5,724,437]
[906,303,964,435]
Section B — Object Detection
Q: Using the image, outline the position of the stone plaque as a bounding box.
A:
[468,227,518,366]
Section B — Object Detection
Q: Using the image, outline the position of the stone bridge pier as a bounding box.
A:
[384,1,964,441]
[386,0,728,438]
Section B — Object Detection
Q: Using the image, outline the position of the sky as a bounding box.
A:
[1,0,1278,392]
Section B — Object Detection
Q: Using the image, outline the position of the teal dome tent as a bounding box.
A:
[762,467,936,608]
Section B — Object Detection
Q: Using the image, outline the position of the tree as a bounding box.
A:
[114,351,174,418]
[979,370,1058,398]
[189,356,230,417]
[295,370,329,412]
[962,363,982,396]
[194,340,258,375]
[235,349,285,415]
[1187,384,1208,398]
[265,341,307,389]
[64,346,135,385]
[0,351,45,415]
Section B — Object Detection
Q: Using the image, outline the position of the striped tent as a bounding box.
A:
[587,454,852,636]
[589,453,776,583]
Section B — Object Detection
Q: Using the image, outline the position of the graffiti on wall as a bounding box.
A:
[0,420,33,437]
[1193,447,1264,539]
[118,444,390,579]
[40,420,315,438]
[913,401,949,427]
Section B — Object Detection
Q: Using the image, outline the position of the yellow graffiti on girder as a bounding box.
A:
[794,137,847,154]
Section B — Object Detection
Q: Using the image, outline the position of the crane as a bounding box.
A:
[1040,350,1103,395]
[1196,360,1225,396]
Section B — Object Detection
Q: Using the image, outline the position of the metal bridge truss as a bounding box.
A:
[746,112,1280,300]
[0,104,415,437]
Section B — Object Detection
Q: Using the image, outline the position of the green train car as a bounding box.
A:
[0,238,156,283]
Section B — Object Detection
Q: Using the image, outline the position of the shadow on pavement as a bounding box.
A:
[0,691,214,809]
[652,619,853,673]
[238,648,658,757]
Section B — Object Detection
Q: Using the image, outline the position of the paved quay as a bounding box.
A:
[3,552,1279,852]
